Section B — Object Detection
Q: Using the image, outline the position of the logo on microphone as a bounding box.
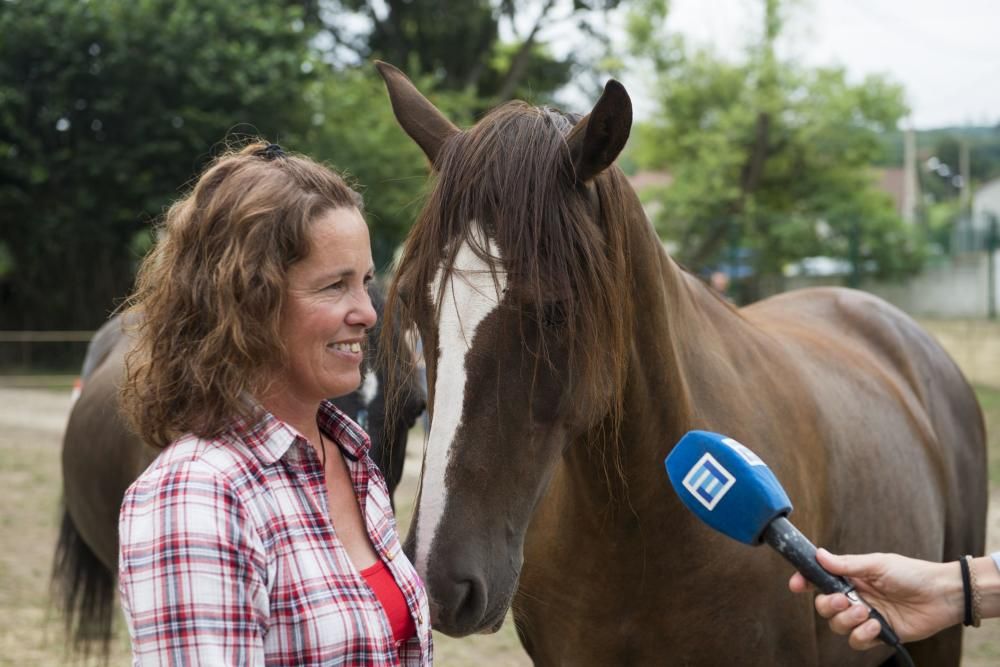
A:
[682,453,735,511]
[722,437,765,467]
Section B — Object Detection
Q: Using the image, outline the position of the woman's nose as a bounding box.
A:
[350,291,378,328]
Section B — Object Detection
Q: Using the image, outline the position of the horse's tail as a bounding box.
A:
[51,503,115,657]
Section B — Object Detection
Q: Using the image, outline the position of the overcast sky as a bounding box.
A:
[598,0,1000,129]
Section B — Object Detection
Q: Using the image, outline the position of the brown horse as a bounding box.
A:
[52,283,425,653]
[375,61,987,666]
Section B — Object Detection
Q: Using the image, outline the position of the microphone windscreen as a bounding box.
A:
[665,430,792,545]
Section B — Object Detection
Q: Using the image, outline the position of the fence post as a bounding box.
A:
[989,216,998,320]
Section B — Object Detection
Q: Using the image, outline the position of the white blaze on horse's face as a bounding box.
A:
[415,223,507,576]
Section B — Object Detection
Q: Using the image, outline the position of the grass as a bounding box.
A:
[976,385,1000,486]
[0,374,77,391]
[2,385,998,665]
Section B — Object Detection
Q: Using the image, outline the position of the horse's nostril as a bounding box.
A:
[433,576,488,634]
[454,579,480,619]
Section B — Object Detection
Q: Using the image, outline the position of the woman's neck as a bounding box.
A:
[257,382,323,443]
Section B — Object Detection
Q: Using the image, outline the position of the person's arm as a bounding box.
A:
[789,548,1000,650]
[119,459,268,665]
[978,554,1000,620]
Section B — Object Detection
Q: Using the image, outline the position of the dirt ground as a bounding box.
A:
[0,385,528,666]
[1,383,998,666]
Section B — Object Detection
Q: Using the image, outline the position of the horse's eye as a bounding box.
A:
[542,302,567,329]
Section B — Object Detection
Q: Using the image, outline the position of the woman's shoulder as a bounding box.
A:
[118,432,272,562]
[126,432,254,501]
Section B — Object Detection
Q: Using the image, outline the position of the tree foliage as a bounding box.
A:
[0,0,317,330]
[1,0,632,337]
[625,0,923,286]
[300,66,475,269]
[327,0,621,106]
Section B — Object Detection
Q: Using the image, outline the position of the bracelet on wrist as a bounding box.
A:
[961,555,982,628]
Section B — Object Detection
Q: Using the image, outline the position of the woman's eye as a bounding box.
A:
[326,281,345,291]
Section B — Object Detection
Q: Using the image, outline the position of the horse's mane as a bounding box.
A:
[384,100,636,481]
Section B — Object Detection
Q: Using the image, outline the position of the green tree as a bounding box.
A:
[302,1,631,265]
[0,0,317,331]
[327,0,622,106]
[300,66,476,269]
[0,0,633,341]
[625,0,922,287]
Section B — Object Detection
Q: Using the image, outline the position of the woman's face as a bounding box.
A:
[275,206,377,406]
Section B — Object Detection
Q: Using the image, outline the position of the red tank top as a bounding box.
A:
[360,559,417,644]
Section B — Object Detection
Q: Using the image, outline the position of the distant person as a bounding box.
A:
[709,270,732,300]
[789,548,1000,651]
[117,141,431,665]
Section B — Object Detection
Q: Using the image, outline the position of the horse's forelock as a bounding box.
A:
[391,101,634,441]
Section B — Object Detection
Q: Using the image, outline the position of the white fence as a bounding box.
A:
[764,251,1000,319]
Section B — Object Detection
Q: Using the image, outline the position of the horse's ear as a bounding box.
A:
[567,80,632,183]
[375,60,460,167]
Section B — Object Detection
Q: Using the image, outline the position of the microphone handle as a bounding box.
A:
[763,516,853,594]
[762,516,901,648]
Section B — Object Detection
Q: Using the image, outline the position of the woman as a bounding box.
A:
[118,141,432,665]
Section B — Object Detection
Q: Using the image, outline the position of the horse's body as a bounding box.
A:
[53,284,425,649]
[376,61,987,666]
[517,280,982,665]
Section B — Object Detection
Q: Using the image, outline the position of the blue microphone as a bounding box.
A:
[665,431,909,659]
[665,430,791,545]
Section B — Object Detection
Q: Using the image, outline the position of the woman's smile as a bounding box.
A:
[327,339,364,357]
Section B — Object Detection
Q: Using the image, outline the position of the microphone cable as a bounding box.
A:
[862,604,915,667]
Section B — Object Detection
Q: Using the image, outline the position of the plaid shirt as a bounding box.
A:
[119,401,432,666]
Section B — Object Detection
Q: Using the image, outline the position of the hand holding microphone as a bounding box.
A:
[790,549,1000,650]
[664,431,914,665]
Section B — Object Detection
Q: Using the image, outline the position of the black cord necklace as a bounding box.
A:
[317,428,328,471]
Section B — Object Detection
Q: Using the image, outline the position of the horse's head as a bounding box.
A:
[378,62,634,635]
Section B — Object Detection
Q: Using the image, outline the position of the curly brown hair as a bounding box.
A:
[121,141,363,449]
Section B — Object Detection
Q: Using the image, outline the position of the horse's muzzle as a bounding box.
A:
[427,568,495,636]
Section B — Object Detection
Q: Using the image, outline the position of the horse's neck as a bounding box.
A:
[635,217,748,404]
[571,207,756,507]
[526,208,757,589]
